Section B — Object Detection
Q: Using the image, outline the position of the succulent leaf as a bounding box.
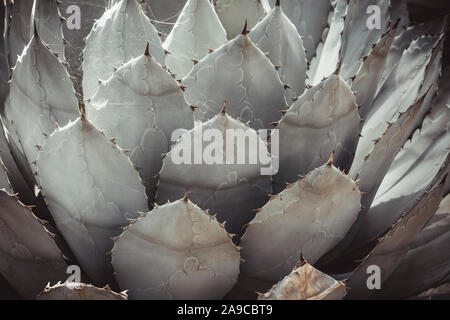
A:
[375,194,450,298]
[249,4,307,102]
[274,74,360,192]
[86,51,194,199]
[345,177,446,299]
[214,0,266,39]
[4,0,33,70]
[0,120,32,199]
[182,32,287,129]
[82,0,165,99]
[0,190,67,299]
[35,117,148,284]
[37,282,128,300]
[163,0,227,79]
[258,260,347,300]
[240,162,361,290]
[307,0,347,85]
[0,9,8,106]
[112,198,240,300]
[266,0,333,62]
[339,0,389,80]
[351,93,427,217]
[157,111,272,237]
[378,16,447,93]
[352,24,398,119]
[4,33,78,185]
[353,154,450,254]
[357,34,443,163]
[30,0,65,61]
[0,157,13,194]
[353,68,450,248]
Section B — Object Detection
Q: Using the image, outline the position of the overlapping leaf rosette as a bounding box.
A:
[0,0,449,300]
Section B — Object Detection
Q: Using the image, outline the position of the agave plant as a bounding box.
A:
[0,0,449,300]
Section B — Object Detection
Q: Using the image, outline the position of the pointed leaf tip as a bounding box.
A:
[79,102,86,120]
[327,151,335,167]
[242,19,248,35]
[221,100,227,114]
[183,190,190,202]
[144,42,150,57]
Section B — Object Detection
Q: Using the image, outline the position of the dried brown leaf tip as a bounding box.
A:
[221,100,227,114]
[183,190,190,202]
[79,102,86,120]
[242,19,248,35]
[327,151,335,167]
[144,42,150,57]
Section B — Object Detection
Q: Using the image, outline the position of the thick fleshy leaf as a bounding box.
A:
[273,74,359,193]
[156,111,272,237]
[345,178,446,299]
[82,0,165,99]
[0,190,67,299]
[413,33,446,131]
[339,0,389,80]
[86,50,194,199]
[240,162,361,292]
[4,0,33,70]
[377,16,447,94]
[377,63,450,196]
[37,282,128,300]
[352,24,398,119]
[307,0,347,85]
[266,0,333,62]
[249,3,307,102]
[351,93,427,216]
[0,160,13,194]
[353,34,443,175]
[311,95,428,267]
[357,34,443,165]
[163,0,227,79]
[352,68,450,248]
[0,123,16,196]
[4,33,78,184]
[214,0,266,39]
[0,107,37,196]
[0,6,10,105]
[35,117,148,284]
[112,198,240,300]
[30,0,65,60]
[181,32,287,129]
[373,194,450,299]
[258,260,347,300]
[353,155,450,253]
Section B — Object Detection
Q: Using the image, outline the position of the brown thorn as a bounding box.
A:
[144,42,150,56]
[221,100,227,114]
[327,151,335,167]
[242,19,248,35]
[183,190,190,202]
